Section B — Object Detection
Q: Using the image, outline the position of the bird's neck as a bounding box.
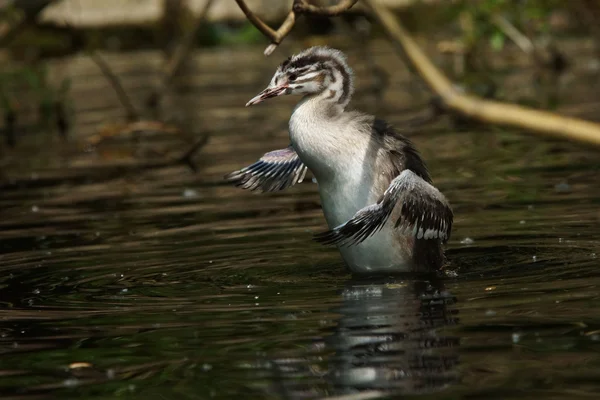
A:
[289,92,364,182]
[297,90,346,119]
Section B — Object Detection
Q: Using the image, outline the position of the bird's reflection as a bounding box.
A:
[325,275,460,396]
[266,276,459,399]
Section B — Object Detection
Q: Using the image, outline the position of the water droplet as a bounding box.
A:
[182,188,198,198]
[512,333,521,344]
[63,378,79,388]
[554,182,571,193]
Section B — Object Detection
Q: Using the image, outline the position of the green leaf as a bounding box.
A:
[490,31,505,51]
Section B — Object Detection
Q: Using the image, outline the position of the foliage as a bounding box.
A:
[458,0,563,52]
[0,65,71,131]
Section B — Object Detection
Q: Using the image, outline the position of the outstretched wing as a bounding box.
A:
[224,147,308,193]
[314,169,453,246]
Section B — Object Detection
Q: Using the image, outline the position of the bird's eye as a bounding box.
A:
[288,74,297,82]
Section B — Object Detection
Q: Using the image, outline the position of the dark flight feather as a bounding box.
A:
[225,147,308,193]
[314,170,453,246]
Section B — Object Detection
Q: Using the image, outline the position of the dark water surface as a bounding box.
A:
[1,43,600,399]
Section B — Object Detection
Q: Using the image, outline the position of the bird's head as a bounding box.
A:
[246,46,354,108]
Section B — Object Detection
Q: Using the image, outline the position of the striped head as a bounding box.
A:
[246,46,354,109]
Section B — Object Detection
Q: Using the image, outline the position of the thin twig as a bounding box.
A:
[176,135,210,172]
[148,0,215,111]
[235,0,358,56]
[163,0,215,85]
[367,0,600,147]
[235,0,279,40]
[89,52,139,122]
[491,15,534,55]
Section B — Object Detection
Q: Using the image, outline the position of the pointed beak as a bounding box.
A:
[245,84,288,107]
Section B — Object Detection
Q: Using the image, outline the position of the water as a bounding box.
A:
[0,43,599,399]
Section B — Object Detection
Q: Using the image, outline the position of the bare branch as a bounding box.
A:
[367,0,600,147]
[293,0,359,16]
[176,135,210,172]
[236,0,357,56]
[263,11,296,56]
[148,0,215,110]
[89,52,139,122]
[163,0,215,84]
[235,0,279,40]
[491,15,534,55]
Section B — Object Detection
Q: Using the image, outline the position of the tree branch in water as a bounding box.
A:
[89,52,140,122]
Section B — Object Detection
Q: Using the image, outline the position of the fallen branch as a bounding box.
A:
[367,0,600,147]
[0,135,209,190]
[235,0,358,56]
[89,52,140,122]
[87,121,182,146]
[175,135,210,172]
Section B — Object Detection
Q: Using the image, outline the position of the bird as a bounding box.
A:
[225,46,453,274]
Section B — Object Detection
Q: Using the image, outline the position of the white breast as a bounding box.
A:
[289,98,413,273]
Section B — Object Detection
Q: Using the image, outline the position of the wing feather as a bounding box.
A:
[225,147,308,193]
[314,170,453,246]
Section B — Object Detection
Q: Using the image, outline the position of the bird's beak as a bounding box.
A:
[245,84,288,107]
